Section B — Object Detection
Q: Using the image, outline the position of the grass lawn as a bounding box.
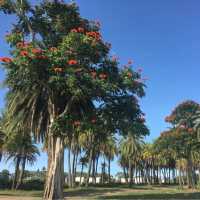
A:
[0,185,199,199]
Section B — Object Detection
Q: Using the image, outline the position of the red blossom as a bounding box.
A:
[68,59,78,65]
[77,27,84,33]
[20,51,29,57]
[127,72,132,78]
[86,31,101,40]
[16,42,30,48]
[0,57,12,63]
[71,28,78,33]
[32,48,43,54]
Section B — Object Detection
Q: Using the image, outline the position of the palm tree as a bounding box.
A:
[3,131,39,189]
[100,136,117,183]
[119,134,144,187]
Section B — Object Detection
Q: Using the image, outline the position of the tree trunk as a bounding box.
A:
[12,156,21,190]
[86,147,93,187]
[186,155,195,189]
[72,147,76,187]
[128,158,133,187]
[67,140,72,188]
[79,164,84,187]
[16,156,26,189]
[108,157,111,183]
[43,136,64,200]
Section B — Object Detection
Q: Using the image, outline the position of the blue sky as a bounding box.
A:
[1,0,200,175]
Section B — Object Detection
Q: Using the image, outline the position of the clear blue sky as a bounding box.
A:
[1,0,200,175]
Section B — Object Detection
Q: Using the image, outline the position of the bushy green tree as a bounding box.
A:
[0,1,147,199]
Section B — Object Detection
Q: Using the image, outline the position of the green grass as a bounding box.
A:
[0,185,199,199]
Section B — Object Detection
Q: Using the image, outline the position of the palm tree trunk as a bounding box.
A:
[43,136,64,200]
[128,158,133,187]
[79,164,84,187]
[186,154,195,189]
[67,144,72,188]
[72,148,76,187]
[74,148,79,181]
[86,147,93,187]
[108,157,111,183]
[12,156,21,190]
[16,156,26,189]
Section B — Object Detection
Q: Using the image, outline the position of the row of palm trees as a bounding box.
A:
[1,120,200,190]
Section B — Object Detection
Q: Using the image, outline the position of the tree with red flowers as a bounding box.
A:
[0,1,147,199]
[165,100,200,188]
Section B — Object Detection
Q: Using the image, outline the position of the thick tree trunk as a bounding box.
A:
[43,136,64,200]
[12,156,21,190]
[16,156,26,189]
[186,155,195,189]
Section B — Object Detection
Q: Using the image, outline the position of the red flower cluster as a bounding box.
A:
[54,67,63,73]
[16,42,30,48]
[20,51,29,57]
[99,73,107,80]
[32,48,43,54]
[127,72,132,78]
[71,27,85,33]
[68,59,78,65]
[86,31,101,41]
[0,57,12,63]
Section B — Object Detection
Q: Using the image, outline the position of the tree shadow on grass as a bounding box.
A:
[0,191,43,197]
[64,187,122,198]
[99,192,200,199]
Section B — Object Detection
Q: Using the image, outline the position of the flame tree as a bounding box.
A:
[0,1,147,199]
